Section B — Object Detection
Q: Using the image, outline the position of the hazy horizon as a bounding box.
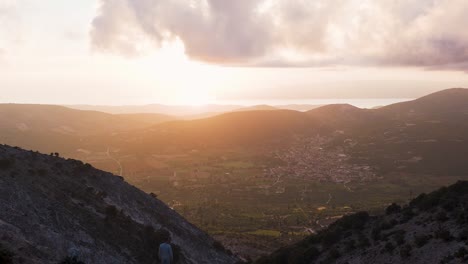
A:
[0,97,415,111]
[63,97,413,108]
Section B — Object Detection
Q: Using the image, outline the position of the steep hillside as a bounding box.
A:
[256,181,468,264]
[0,144,238,264]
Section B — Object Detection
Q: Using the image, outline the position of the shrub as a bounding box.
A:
[371,227,381,241]
[393,230,406,245]
[0,244,14,264]
[345,239,356,251]
[37,168,48,176]
[455,247,468,259]
[384,242,395,253]
[442,201,456,212]
[59,256,85,264]
[456,212,468,225]
[105,205,119,218]
[434,228,453,241]
[338,212,370,230]
[327,248,341,260]
[386,203,401,215]
[357,234,370,248]
[321,230,342,248]
[213,241,226,252]
[435,211,449,222]
[303,246,320,260]
[414,234,431,247]
[400,244,412,259]
[0,158,14,170]
[74,163,93,174]
[380,221,393,230]
[458,229,468,241]
[410,192,443,211]
[319,211,370,248]
[154,229,171,242]
[400,208,415,224]
[440,254,455,264]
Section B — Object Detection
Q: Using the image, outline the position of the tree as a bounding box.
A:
[385,203,401,215]
[59,256,85,264]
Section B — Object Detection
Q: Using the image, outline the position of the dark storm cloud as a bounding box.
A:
[90,0,468,70]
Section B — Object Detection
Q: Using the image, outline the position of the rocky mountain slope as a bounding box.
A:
[0,144,238,264]
[256,181,468,264]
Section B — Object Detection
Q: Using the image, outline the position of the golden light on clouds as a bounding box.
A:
[1,0,468,105]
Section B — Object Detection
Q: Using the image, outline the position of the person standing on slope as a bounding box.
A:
[159,235,174,264]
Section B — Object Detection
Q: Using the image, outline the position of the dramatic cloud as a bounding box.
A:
[91,0,468,70]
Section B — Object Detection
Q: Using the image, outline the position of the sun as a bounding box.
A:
[176,90,216,106]
[134,38,221,106]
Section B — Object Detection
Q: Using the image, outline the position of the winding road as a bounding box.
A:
[106,147,123,176]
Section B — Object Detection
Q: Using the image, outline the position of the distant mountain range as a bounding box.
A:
[83,88,468,175]
[1,88,468,176]
[65,103,321,116]
[0,144,237,264]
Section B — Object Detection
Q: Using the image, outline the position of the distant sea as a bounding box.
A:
[217,98,414,109]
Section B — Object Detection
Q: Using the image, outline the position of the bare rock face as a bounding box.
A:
[0,144,238,264]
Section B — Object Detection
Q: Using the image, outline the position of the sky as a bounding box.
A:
[1,0,468,105]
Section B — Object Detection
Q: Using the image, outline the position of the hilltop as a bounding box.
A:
[256,180,468,264]
[381,88,468,116]
[0,104,172,135]
[105,110,314,153]
[0,104,174,154]
[0,144,237,264]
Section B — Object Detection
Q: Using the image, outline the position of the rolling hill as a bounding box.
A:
[99,88,468,173]
[108,110,314,153]
[0,104,164,135]
[0,104,174,154]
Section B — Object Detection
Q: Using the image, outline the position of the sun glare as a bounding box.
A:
[175,90,216,106]
[133,38,220,106]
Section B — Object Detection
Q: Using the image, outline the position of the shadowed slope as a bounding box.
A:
[0,144,238,264]
[256,181,468,264]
